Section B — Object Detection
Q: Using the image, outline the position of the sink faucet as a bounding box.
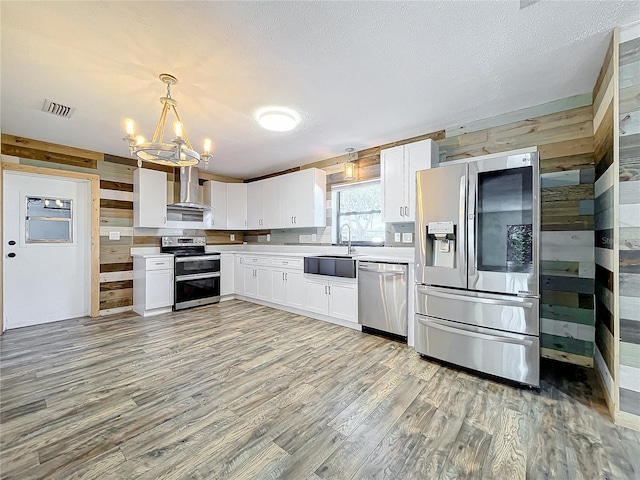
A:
[341,224,355,255]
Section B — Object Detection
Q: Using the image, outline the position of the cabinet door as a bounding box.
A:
[381,146,406,223]
[328,281,358,322]
[271,270,286,305]
[244,266,257,297]
[207,181,227,229]
[289,170,316,228]
[279,174,297,228]
[256,267,272,301]
[220,254,234,296]
[304,277,329,315]
[145,269,174,309]
[285,271,304,309]
[247,182,263,229]
[234,256,244,294]
[134,168,167,228]
[404,140,430,221]
[227,183,248,230]
[262,177,281,228]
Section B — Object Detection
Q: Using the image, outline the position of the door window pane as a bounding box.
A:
[477,167,533,273]
[25,196,72,243]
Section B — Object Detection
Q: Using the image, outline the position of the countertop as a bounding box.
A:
[131,252,174,259]
[130,245,414,263]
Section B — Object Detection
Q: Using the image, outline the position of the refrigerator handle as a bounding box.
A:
[467,173,476,278]
[459,174,467,281]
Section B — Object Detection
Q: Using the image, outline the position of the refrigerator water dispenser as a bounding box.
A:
[427,221,456,268]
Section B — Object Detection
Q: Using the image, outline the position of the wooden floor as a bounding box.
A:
[1,300,639,480]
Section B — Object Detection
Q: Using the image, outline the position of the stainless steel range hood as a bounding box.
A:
[167,166,210,210]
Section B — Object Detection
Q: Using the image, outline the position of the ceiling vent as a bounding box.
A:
[42,99,76,119]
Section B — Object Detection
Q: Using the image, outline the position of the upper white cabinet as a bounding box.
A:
[226,183,247,230]
[247,177,280,229]
[203,180,227,229]
[134,168,167,228]
[381,139,439,223]
[279,169,326,228]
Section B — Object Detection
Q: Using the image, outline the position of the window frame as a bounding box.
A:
[331,179,384,246]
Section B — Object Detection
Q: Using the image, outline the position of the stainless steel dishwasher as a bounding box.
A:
[358,261,408,339]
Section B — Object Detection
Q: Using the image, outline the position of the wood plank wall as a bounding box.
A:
[592,36,617,406]
[1,135,245,316]
[618,33,640,418]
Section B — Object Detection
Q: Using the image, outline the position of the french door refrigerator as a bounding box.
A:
[414,151,540,386]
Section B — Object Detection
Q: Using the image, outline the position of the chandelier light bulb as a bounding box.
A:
[124,119,135,136]
[135,135,145,145]
[203,138,212,155]
[173,121,183,138]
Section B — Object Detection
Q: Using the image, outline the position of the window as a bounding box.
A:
[332,180,384,245]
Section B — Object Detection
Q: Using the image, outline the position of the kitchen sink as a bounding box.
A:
[304,255,357,278]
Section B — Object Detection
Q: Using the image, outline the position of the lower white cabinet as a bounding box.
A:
[133,256,174,317]
[272,270,304,309]
[304,276,358,323]
[221,253,234,296]
[243,266,271,300]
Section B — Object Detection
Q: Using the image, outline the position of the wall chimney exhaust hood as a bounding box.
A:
[167,166,210,210]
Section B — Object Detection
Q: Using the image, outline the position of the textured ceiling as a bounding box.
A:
[1,1,638,179]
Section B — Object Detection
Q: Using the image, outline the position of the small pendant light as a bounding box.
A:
[344,148,357,180]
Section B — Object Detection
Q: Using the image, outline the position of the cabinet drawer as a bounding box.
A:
[240,256,270,266]
[145,257,174,271]
[271,258,303,269]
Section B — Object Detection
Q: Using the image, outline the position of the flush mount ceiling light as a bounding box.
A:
[344,148,357,180]
[256,107,300,132]
[122,74,213,168]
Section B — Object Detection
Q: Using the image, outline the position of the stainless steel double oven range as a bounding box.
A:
[415,151,540,387]
[161,236,221,310]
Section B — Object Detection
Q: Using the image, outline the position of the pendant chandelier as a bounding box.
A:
[344,147,357,180]
[122,74,213,169]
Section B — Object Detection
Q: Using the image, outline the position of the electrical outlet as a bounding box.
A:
[402,233,413,243]
[312,234,317,242]
[230,234,235,241]
[267,234,271,242]
[394,232,401,242]
[109,231,120,241]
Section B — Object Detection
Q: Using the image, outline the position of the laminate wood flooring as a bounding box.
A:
[1,300,638,479]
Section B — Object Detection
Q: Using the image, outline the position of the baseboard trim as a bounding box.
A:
[615,410,640,432]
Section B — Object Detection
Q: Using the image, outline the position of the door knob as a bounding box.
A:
[8,240,16,246]
[8,253,16,258]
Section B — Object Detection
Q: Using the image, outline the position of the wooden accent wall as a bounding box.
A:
[592,35,618,409]
[617,32,640,421]
[1,135,244,316]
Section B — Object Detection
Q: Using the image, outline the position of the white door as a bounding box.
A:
[271,270,286,304]
[3,171,91,329]
[227,183,247,230]
[145,269,174,309]
[246,182,263,229]
[256,267,272,301]
[220,253,234,296]
[262,177,281,228]
[208,181,227,229]
[404,141,429,221]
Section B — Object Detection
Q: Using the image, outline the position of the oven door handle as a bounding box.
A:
[176,272,221,282]
[175,255,221,263]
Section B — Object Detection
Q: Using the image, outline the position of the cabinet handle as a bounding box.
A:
[324,285,327,295]
[164,216,167,224]
[245,220,247,226]
[294,216,297,224]
[282,272,285,281]
[328,285,331,295]
[404,206,408,216]
[400,207,404,217]
[285,273,288,281]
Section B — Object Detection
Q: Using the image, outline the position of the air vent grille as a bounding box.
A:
[42,99,76,118]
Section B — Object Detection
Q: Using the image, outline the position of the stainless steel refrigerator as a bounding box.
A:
[414,151,540,386]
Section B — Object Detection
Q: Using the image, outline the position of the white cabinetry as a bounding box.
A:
[304,276,358,323]
[134,168,167,228]
[246,168,326,229]
[203,180,227,229]
[279,169,326,228]
[271,271,304,309]
[220,253,234,296]
[227,183,247,230]
[133,255,174,317]
[381,139,438,223]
